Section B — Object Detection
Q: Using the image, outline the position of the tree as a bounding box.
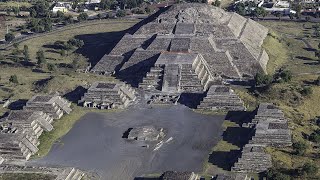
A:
[274,11,283,20]
[72,54,89,70]
[67,38,84,48]
[300,86,313,96]
[289,13,294,20]
[77,13,88,22]
[309,129,320,143]
[315,50,320,60]
[5,33,15,42]
[23,45,29,61]
[254,7,266,19]
[126,0,138,9]
[12,7,20,16]
[47,63,57,72]
[9,75,18,84]
[6,8,10,15]
[36,49,46,67]
[300,162,318,176]
[266,168,290,180]
[316,76,320,85]
[305,16,311,22]
[212,0,221,7]
[254,72,273,86]
[293,141,307,155]
[116,10,126,17]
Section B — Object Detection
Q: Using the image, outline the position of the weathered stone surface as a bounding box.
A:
[79,81,136,109]
[24,95,72,120]
[232,144,272,173]
[250,103,292,147]
[92,3,269,86]
[161,171,198,180]
[197,85,245,111]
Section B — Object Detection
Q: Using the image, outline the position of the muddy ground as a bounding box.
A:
[29,105,225,180]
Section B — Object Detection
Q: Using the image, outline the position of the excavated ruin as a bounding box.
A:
[91,3,269,109]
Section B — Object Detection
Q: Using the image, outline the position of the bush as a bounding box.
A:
[300,162,318,176]
[116,10,126,17]
[254,72,273,86]
[266,168,291,180]
[9,75,18,84]
[277,70,292,83]
[292,141,307,155]
[67,38,84,48]
[77,12,88,21]
[309,129,320,143]
[47,63,57,72]
[300,86,313,96]
[5,33,15,42]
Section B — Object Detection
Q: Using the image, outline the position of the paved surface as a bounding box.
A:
[29,105,225,180]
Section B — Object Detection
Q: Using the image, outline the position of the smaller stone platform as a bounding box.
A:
[127,126,164,141]
[197,85,245,111]
[79,81,136,109]
[231,144,272,173]
[24,95,72,119]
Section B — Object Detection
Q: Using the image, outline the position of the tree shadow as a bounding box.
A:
[303,80,316,85]
[208,150,241,171]
[296,56,313,61]
[63,86,87,103]
[303,47,316,52]
[304,61,319,65]
[8,99,28,110]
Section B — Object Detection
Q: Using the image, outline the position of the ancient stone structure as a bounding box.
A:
[0,110,54,162]
[0,165,87,180]
[232,144,272,173]
[127,126,164,141]
[24,95,72,119]
[215,173,249,180]
[6,110,54,132]
[161,171,199,180]
[92,3,269,107]
[250,103,292,147]
[197,85,245,111]
[232,103,292,173]
[79,81,137,109]
[0,123,39,161]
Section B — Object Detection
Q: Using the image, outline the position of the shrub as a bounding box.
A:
[47,63,57,72]
[292,141,307,155]
[116,10,126,17]
[5,33,15,42]
[300,162,318,176]
[300,86,313,96]
[254,72,273,86]
[9,75,18,84]
[266,168,291,180]
[77,12,88,21]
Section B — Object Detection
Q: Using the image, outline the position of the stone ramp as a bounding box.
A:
[55,168,85,180]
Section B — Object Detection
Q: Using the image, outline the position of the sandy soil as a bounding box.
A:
[29,105,225,180]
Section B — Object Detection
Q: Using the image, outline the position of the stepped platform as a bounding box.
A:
[79,81,136,109]
[93,3,269,87]
[250,103,292,147]
[24,95,72,120]
[0,123,39,162]
[197,85,245,111]
[232,144,272,173]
